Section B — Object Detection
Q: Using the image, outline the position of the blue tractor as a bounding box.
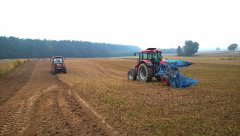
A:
[127,48,198,88]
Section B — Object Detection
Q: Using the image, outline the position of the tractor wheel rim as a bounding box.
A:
[162,78,167,85]
[128,71,133,79]
[140,67,146,80]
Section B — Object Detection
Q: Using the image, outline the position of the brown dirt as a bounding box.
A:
[0,60,108,136]
[1,53,240,135]
[58,56,240,135]
[0,61,36,105]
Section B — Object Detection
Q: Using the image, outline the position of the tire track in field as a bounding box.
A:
[0,85,57,136]
[0,61,37,105]
[94,62,121,80]
[0,60,110,136]
[23,84,108,136]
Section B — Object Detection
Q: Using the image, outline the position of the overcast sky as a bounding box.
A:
[0,0,239,50]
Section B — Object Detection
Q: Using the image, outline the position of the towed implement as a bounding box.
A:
[127,48,198,88]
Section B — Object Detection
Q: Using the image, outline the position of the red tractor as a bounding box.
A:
[127,48,198,88]
[50,56,67,75]
[128,48,162,82]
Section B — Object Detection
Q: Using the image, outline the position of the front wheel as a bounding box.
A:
[63,67,67,74]
[52,69,56,75]
[161,75,170,86]
[128,69,137,81]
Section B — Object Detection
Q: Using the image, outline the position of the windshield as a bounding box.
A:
[148,52,161,62]
[139,52,162,62]
[53,58,63,64]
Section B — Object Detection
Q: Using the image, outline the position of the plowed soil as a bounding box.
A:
[57,55,240,135]
[1,53,240,135]
[0,60,108,136]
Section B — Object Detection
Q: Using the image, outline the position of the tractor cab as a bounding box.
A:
[52,57,64,64]
[136,48,162,64]
[134,48,162,69]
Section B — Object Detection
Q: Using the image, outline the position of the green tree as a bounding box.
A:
[177,40,199,56]
[177,46,183,56]
[228,44,238,52]
[216,47,220,51]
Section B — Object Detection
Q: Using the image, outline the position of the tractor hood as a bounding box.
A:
[163,60,192,68]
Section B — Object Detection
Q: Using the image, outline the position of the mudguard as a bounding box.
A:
[141,60,153,67]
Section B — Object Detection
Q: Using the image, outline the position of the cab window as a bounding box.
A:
[53,58,63,64]
[149,52,161,62]
[142,53,148,60]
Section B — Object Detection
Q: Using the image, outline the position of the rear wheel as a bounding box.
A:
[128,69,137,81]
[138,63,153,82]
[161,75,170,86]
[63,67,67,74]
[52,69,56,75]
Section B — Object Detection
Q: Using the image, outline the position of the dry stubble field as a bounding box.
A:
[58,53,240,135]
[0,59,29,78]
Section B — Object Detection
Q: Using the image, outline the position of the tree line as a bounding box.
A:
[217,44,239,52]
[177,40,199,56]
[177,40,239,56]
[0,36,140,59]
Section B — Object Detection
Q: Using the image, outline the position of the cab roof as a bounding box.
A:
[139,48,161,53]
[51,56,63,59]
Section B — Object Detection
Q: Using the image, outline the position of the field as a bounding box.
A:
[58,53,240,135]
[0,53,240,135]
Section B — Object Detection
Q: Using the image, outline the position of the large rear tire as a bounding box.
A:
[128,69,137,81]
[138,63,153,82]
[64,67,67,74]
[161,75,170,86]
[52,69,56,75]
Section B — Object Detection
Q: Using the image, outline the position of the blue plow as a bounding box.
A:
[156,60,198,88]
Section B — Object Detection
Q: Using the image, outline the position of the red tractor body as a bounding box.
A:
[128,48,162,81]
